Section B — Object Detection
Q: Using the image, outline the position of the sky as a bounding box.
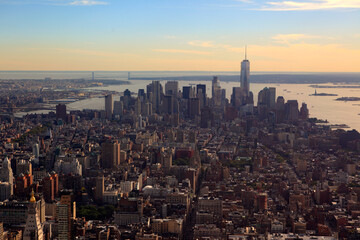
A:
[0,0,359,72]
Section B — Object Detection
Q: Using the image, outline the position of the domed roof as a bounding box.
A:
[143,185,153,190]
[29,189,36,203]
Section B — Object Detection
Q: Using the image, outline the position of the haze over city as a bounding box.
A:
[1,1,360,240]
[1,0,360,72]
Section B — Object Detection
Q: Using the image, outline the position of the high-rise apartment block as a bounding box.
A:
[101,141,121,169]
[105,94,113,120]
[56,104,67,121]
[57,192,76,240]
[95,176,104,203]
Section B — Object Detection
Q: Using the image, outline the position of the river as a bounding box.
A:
[12,79,360,132]
[3,71,358,132]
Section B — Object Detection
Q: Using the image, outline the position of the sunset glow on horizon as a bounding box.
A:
[1,0,359,72]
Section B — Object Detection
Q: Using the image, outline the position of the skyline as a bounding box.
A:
[0,0,359,72]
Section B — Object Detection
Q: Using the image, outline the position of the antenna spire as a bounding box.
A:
[245,45,247,60]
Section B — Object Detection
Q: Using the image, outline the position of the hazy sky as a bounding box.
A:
[0,0,359,72]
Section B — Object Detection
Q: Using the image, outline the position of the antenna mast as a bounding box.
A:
[245,45,247,60]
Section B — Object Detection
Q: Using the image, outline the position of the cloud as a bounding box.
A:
[236,0,254,3]
[164,35,177,39]
[187,40,246,54]
[243,43,360,71]
[208,0,255,8]
[259,0,360,11]
[188,41,216,48]
[54,48,117,57]
[69,0,107,6]
[186,35,330,54]
[183,33,342,63]
[152,42,360,71]
[188,41,235,50]
[0,0,108,6]
[152,49,212,55]
[2,42,360,71]
[272,34,325,44]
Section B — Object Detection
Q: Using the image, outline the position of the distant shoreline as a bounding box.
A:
[309,93,338,96]
[336,97,360,102]
[0,78,130,86]
[1,72,360,84]
[128,73,360,84]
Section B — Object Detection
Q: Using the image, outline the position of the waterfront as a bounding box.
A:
[91,80,360,132]
[13,78,360,132]
[6,70,360,132]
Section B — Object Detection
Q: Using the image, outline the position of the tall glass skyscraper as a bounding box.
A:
[240,48,250,96]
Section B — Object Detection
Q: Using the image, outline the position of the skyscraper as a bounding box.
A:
[269,87,276,109]
[51,171,59,198]
[56,104,67,121]
[33,143,40,165]
[162,95,174,114]
[42,173,54,202]
[95,176,104,203]
[23,190,44,240]
[165,81,178,97]
[276,96,286,123]
[257,87,276,120]
[182,86,191,99]
[221,88,226,106]
[138,89,146,101]
[0,157,13,196]
[285,100,299,122]
[200,107,214,128]
[188,97,200,119]
[258,87,276,110]
[105,94,113,120]
[135,97,142,116]
[147,81,163,113]
[57,192,75,240]
[142,102,152,116]
[240,47,250,96]
[231,87,242,108]
[196,84,207,107]
[299,102,309,120]
[212,76,221,106]
[101,141,121,169]
[57,203,69,240]
[196,84,206,97]
[114,100,124,116]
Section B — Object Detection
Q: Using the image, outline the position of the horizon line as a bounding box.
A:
[1,70,360,74]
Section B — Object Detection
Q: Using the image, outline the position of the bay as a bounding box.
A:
[5,71,359,132]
